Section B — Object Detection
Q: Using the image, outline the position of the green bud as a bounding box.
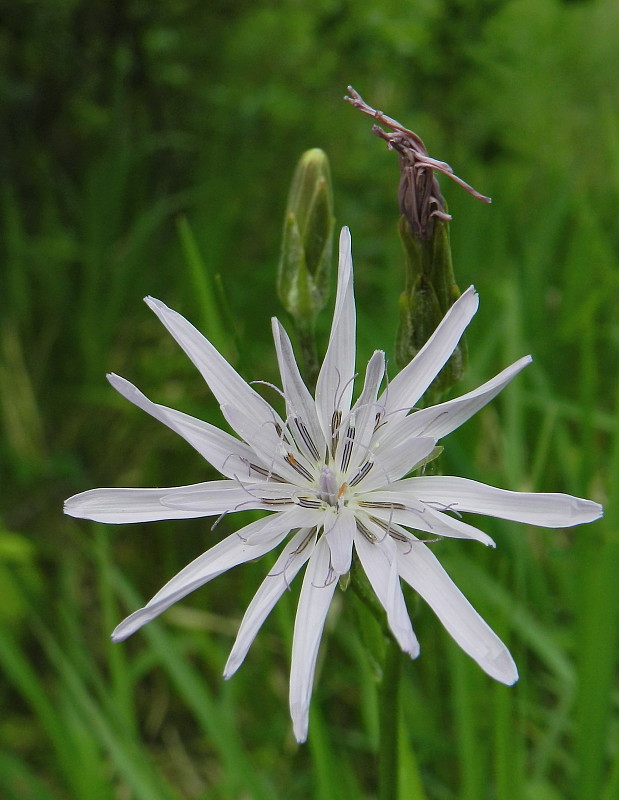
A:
[277,148,335,326]
[396,214,466,396]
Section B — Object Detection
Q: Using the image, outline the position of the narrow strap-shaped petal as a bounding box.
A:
[65,480,288,523]
[111,507,313,642]
[377,356,532,446]
[64,480,299,524]
[394,475,604,527]
[224,528,317,679]
[352,436,436,493]
[323,506,355,575]
[354,496,495,546]
[395,536,518,684]
[315,227,356,445]
[339,350,385,472]
[354,521,419,656]
[107,373,264,479]
[143,481,298,515]
[289,536,338,742]
[378,286,479,419]
[271,319,326,463]
[145,296,280,428]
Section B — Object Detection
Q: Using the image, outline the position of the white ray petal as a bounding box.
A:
[354,495,495,546]
[395,537,518,684]
[395,476,603,527]
[224,528,317,678]
[379,286,479,419]
[354,523,419,656]
[271,319,326,463]
[342,350,385,471]
[315,227,356,443]
[323,506,355,575]
[289,536,338,743]
[107,373,266,479]
[64,480,297,523]
[111,508,313,642]
[352,436,436,492]
[378,356,532,446]
[145,296,279,427]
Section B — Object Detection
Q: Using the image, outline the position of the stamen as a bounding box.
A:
[349,460,373,487]
[374,517,442,546]
[295,526,319,554]
[333,369,359,419]
[393,532,413,554]
[376,403,425,425]
[358,500,406,510]
[274,422,291,445]
[312,565,338,589]
[249,379,288,402]
[330,410,342,456]
[337,482,348,501]
[355,517,377,542]
[370,516,399,544]
[297,497,322,508]
[285,452,313,482]
[294,417,321,461]
[340,424,355,472]
[267,527,318,589]
[212,510,228,531]
[243,460,287,483]
[422,499,462,518]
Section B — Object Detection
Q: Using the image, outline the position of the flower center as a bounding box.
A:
[317,466,341,506]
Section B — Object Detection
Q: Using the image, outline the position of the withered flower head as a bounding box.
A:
[345,86,491,239]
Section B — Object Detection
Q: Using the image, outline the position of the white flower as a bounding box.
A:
[65,227,602,743]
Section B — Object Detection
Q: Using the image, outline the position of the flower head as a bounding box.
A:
[65,227,602,743]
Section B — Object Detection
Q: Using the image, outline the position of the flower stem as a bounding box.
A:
[378,636,401,800]
[350,561,404,799]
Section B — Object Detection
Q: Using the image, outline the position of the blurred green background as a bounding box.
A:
[1,0,617,798]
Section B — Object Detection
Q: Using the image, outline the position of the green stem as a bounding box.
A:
[349,562,402,799]
[378,637,401,800]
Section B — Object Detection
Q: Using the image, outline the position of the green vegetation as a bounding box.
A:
[1,1,617,798]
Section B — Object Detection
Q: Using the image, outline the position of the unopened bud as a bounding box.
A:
[277,149,335,325]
